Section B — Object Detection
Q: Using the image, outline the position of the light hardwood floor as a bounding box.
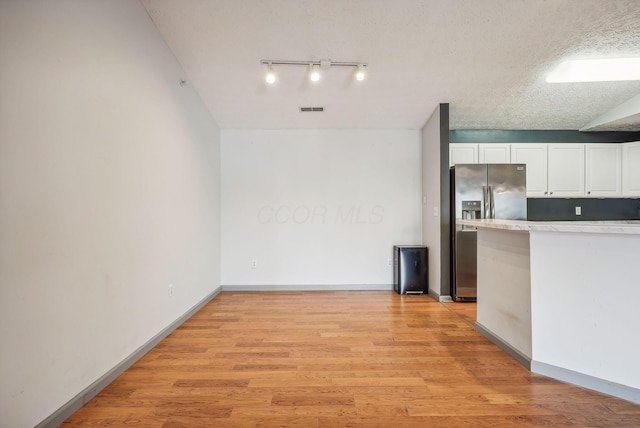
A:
[63,291,640,427]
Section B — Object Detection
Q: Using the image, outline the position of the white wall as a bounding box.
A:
[530,231,640,391]
[421,106,443,297]
[221,129,421,287]
[0,1,221,427]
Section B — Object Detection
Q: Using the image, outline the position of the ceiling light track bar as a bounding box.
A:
[261,59,367,84]
[260,60,367,68]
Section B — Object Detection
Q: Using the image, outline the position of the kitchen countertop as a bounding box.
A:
[457,218,640,235]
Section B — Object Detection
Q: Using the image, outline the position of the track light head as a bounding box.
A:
[265,62,276,84]
[355,64,366,81]
[309,64,320,82]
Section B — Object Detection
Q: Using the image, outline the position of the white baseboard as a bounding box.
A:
[35,286,222,428]
[475,321,531,370]
[531,360,640,405]
[475,321,640,404]
[221,284,394,291]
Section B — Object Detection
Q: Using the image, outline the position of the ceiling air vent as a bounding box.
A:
[300,107,324,112]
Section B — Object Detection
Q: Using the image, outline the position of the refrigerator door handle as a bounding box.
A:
[489,185,495,219]
[482,185,490,219]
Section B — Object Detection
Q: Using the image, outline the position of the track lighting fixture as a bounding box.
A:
[260,59,367,84]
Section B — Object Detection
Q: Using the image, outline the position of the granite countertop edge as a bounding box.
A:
[456,219,640,235]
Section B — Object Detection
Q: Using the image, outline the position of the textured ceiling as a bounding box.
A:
[141,0,640,130]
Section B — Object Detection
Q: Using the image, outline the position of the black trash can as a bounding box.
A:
[393,246,428,295]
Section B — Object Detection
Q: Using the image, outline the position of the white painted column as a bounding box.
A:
[476,228,532,360]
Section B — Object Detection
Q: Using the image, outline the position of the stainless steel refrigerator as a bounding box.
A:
[451,164,527,301]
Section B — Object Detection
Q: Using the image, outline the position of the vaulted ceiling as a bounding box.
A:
[141,0,640,131]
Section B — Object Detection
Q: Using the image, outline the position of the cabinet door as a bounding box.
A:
[479,144,510,163]
[449,144,478,167]
[585,144,622,197]
[547,144,585,197]
[622,141,640,196]
[547,144,584,197]
[510,144,548,197]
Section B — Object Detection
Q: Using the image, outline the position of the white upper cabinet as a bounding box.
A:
[622,141,640,196]
[478,143,511,163]
[547,144,585,197]
[450,142,633,198]
[449,143,478,167]
[510,144,548,197]
[585,144,622,197]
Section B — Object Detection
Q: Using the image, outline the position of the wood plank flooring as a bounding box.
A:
[63,291,640,427]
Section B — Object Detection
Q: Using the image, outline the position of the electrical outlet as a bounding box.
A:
[575,206,582,216]
[387,259,392,266]
[168,283,174,297]
[251,259,258,269]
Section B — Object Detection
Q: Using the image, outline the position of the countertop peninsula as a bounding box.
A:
[460,217,640,404]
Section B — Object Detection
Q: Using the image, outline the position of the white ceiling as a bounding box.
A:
[141,0,640,131]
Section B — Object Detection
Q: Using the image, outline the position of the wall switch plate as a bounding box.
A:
[433,207,439,217]
[168,283,174,297]
[251,259,258,269]
[575,206,582,215]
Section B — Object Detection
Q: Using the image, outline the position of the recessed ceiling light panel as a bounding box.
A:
[547,58,640,83]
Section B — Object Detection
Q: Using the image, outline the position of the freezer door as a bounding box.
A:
[453,164,487,219]
[454,228,477,300]
[488,164,527,220]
